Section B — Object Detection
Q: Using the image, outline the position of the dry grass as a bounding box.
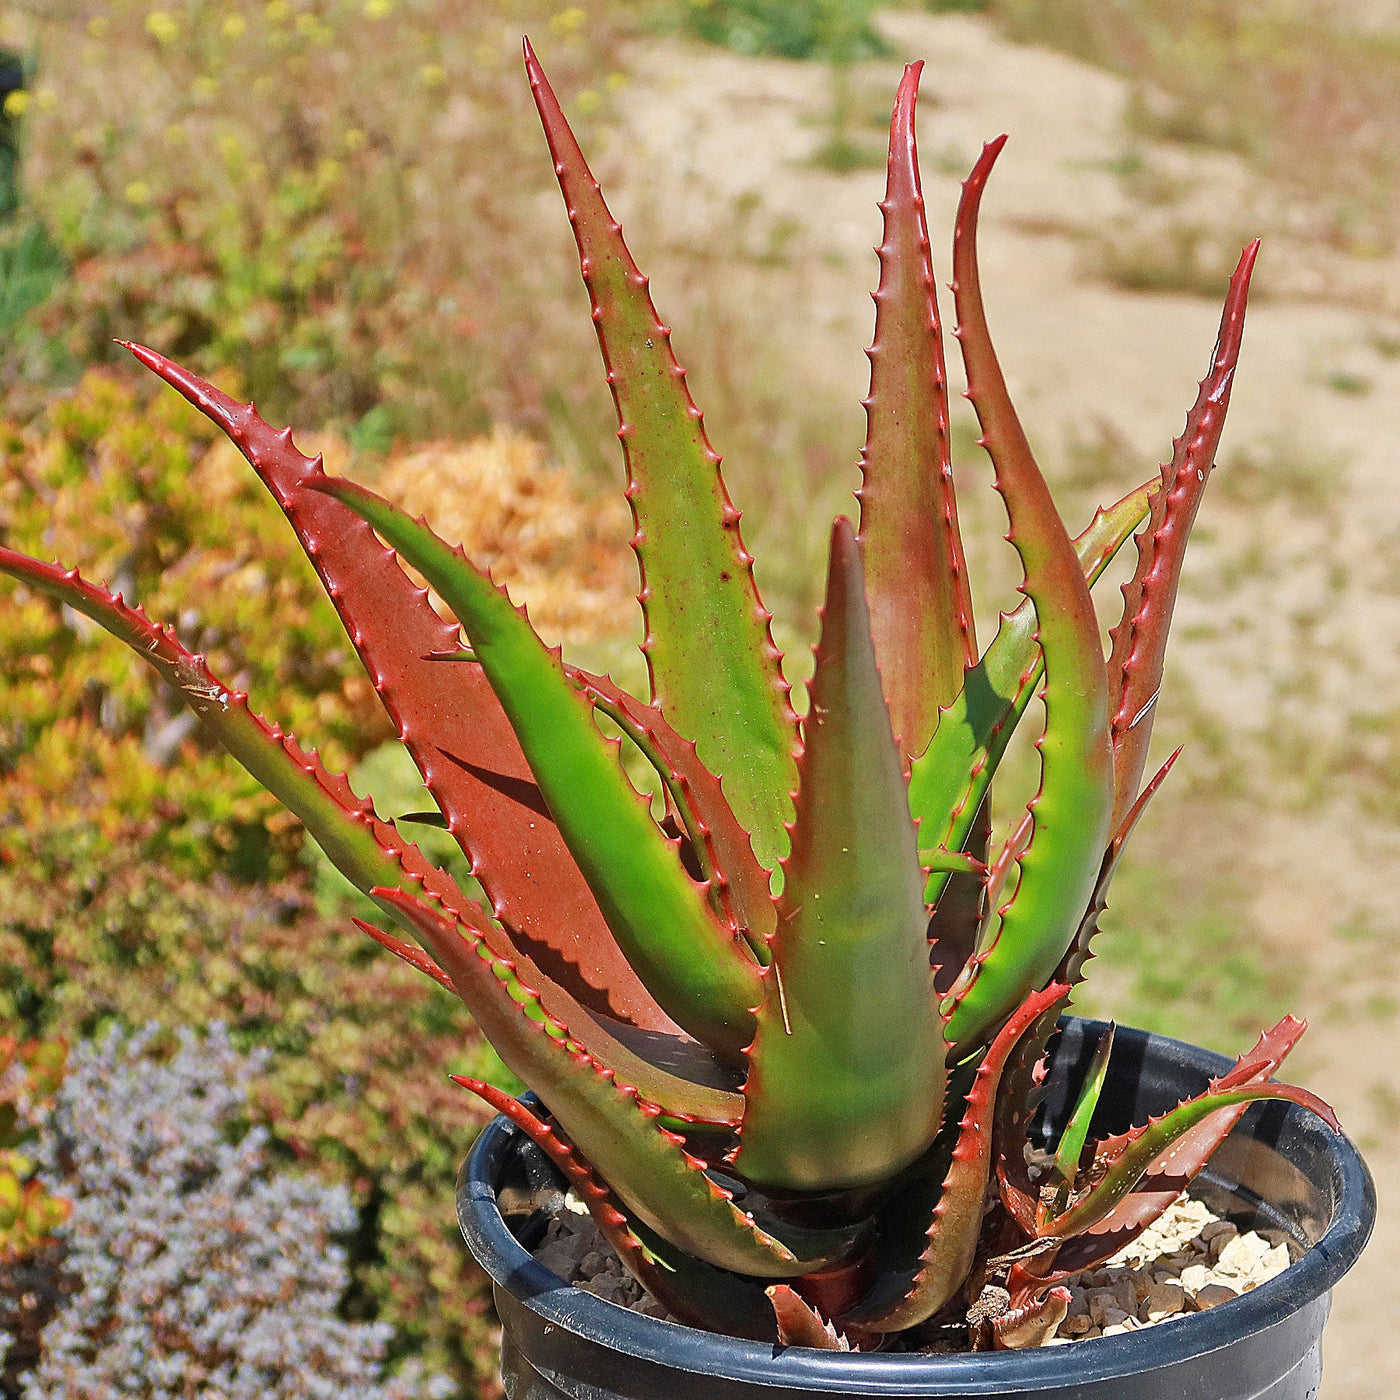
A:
[373,427,637,648]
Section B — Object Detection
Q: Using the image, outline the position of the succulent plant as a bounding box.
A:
[0,46,1339,1350]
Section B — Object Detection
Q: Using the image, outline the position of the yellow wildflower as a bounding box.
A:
[266,0,291,21]
[420,63,446,88]
[124,181,152,206]
[222,14,247,38]
[145,10,179,43]
[576,88,600,115]
[87,16,109,36]
[550,6,586,35]
[363,0,392,17]
[2,91,28,118]
[344,127,367,153]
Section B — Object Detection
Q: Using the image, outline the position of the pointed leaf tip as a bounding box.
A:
[858,63,975,756]
[737,514,942,1190]
[526,39,799,875]
[943,130,1113,1051]
[1106,237,1257,825]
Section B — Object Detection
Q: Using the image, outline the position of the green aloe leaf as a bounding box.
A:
[734,520,945,1191]
[766,1287,850,1350]
[856,60,975,757]
[380,887,857,1277]
[310,474,761,1055]
[997,748,1181,1231]
[1052,1022,1115,1194]
[1040,1080,1338,1240]
[848,983,1069,1332]
[0,548,474,928]
[451,1079,779,1340]
[941,139,1114,1051]
[525,41,799,875]
[910,477,1155,911]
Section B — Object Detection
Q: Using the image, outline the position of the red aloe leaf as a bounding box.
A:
[310,471,762,1056]
[356,920,455,993]
[1081,1016,1315,1223]
[941,140,1114,1051]
[1040,1080,1335,1240]
[850,983,1069,1332]
[451,1076,659,1262]
[1105,241,1258,827]
[376,886,856,1277]
[735,520,945,1192]
[991,1286,1072,1350]
[856,60,976,758]
[767,1285,852,1351]
[992,993,1065,1234]
[123,342,668,1033]
[524,41,799,876]
[449,1078,776,1339]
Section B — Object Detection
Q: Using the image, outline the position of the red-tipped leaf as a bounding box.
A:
[1105,242,1258,826]
[124,342,669,1032]
[524,42,799,875]
[856,60,975,758]
[941,141,1114,1051]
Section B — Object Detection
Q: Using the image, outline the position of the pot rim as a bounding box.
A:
[457,1018,1375,1392]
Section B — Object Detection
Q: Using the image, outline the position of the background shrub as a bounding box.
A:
[21,1022,455,1400]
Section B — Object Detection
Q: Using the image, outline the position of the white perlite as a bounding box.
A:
[1047,1193,1295,1343]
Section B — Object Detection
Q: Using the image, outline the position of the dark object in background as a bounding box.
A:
[0,51,24,222]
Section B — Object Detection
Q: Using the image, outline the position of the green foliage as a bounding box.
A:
[15,0,633,437]
[684,0,887,62]
[0,1033,70,1263]
[0,369,377,787]
[0,223,64,338]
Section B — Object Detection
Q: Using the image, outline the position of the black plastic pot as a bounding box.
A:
[457,1017,1374,1400]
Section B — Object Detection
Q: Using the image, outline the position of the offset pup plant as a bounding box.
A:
[0,47,1339,1350]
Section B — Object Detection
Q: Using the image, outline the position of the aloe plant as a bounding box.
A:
[0,48,1339,1350]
